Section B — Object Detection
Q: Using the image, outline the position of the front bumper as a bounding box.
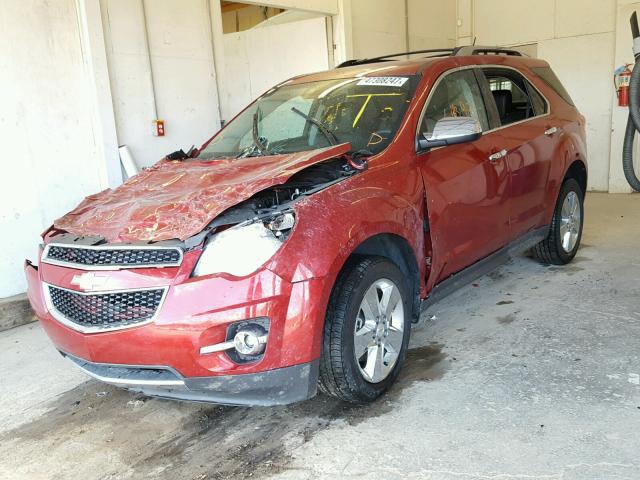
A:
[62,351,318,406]
[25,255,331,405]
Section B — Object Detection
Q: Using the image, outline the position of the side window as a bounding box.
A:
[485,69,547,126]
[419,70,489,137]
[526,82,548,116]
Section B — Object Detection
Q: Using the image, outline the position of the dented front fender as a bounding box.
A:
[267,155,426,289]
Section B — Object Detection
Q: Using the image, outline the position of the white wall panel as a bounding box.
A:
[350,0,407,58]
[222,17,329,117]
[555,0,616,38]
[0,0,107,297]
[609,0,640,193]
[101,0,221,167]
[408,0,456,49]
[457,0,472,38]
[220,34,253,119]
[539,33,615,192]
[473,0,555,45]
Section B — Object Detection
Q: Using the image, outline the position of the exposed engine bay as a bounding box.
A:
[196,158,363,245]
[51,144,361,244]
[45,152,365,251]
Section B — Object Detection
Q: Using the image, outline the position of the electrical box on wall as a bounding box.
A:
[152,119,165,137]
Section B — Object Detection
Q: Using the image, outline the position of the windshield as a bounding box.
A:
[198,75,419,159]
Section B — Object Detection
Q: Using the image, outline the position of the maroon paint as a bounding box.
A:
[54,144,351,242]
[26,54,587,383]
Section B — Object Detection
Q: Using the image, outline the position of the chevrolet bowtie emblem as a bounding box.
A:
[70,272,108,291]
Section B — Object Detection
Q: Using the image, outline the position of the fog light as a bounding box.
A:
[199,318,270,363]
[233,328,267,355]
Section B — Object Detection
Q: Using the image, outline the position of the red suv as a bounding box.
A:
[25,47,586,405]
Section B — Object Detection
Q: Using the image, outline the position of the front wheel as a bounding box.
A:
[319,256,411,404]
[532,178,584,265]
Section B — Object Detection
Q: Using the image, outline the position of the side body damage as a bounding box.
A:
[25,53,587,405]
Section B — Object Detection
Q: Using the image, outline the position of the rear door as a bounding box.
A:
[416,68,510,284]
[479,67,556,240]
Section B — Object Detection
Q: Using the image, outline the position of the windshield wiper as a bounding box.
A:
[252,107,271,156]
[291,107,338,146]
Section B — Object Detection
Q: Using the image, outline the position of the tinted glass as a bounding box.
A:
[419,70,489,136]
[198,76,419,159]
[531,66,575,106]
[485,69,541,126]
[489,76,529,102]
[526,81,548,116]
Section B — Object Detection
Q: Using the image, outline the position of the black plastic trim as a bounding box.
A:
[422,226,549,312]
[61,350,319,406]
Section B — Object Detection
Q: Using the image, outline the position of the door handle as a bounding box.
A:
[488,149,508,162]
[544,126,558,136]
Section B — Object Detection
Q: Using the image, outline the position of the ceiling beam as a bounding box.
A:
[228,0,338,15]
[221,2,251,14]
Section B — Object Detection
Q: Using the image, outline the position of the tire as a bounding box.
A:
[532,178,584,265]
[318,256,411,404]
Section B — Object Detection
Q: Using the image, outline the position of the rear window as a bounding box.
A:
[531,67,574,106]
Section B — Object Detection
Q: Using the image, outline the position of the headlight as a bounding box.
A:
[193,213,295,277]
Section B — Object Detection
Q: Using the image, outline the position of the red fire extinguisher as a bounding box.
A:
[616,64,633,107]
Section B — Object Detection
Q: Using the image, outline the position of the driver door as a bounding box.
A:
[417,68,511,285]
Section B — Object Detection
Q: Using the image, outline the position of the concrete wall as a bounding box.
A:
[101,0,222,168]
[610,0,640,193]
[350,0,407,58]
[0,0,117,298]
[222,16,330,117]
[458,0,617,192]
[407,0,456,50]
[349,0,456,59]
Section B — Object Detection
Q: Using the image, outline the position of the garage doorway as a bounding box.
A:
[220,2,331,118]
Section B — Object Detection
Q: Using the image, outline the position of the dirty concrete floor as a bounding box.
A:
[1,193,639,480]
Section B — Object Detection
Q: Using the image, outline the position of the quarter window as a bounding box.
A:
[531,66,574,106]
[526,83,548,116]
[419,70,489,138]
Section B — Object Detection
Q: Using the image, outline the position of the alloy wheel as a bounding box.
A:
[353,278,404,383]
[560,190,581,253]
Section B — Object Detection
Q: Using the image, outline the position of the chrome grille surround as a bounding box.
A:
[62,351,185,387]
[42,243,183,270]
[43,283,168,334]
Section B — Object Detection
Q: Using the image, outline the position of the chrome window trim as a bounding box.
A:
[42,242,184,270]
[415,64,551,151]
[43,283,169,334]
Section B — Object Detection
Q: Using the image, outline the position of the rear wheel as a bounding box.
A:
[532,178,584,265]
[319,256,411,404]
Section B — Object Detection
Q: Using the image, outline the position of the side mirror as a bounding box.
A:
[418,117,482,151]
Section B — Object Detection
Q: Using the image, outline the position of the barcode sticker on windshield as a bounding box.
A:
[357,77,409,87]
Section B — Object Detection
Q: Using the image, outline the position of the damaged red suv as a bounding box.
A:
[25,47,586,405]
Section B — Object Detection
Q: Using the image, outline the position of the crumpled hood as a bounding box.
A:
[54,144,351,243]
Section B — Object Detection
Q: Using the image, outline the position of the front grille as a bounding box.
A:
[47,286,165,332]
[44,245,182,269]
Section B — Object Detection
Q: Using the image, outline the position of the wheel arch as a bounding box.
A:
[343,233,421,322]
[544,135,588,226]
[564,158,587,195]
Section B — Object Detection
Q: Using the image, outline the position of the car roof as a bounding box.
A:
[285,50,550,85]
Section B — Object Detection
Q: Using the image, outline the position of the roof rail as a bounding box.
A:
[337,46,523,68]
[454,46,523,57]
[337,49,455,68]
